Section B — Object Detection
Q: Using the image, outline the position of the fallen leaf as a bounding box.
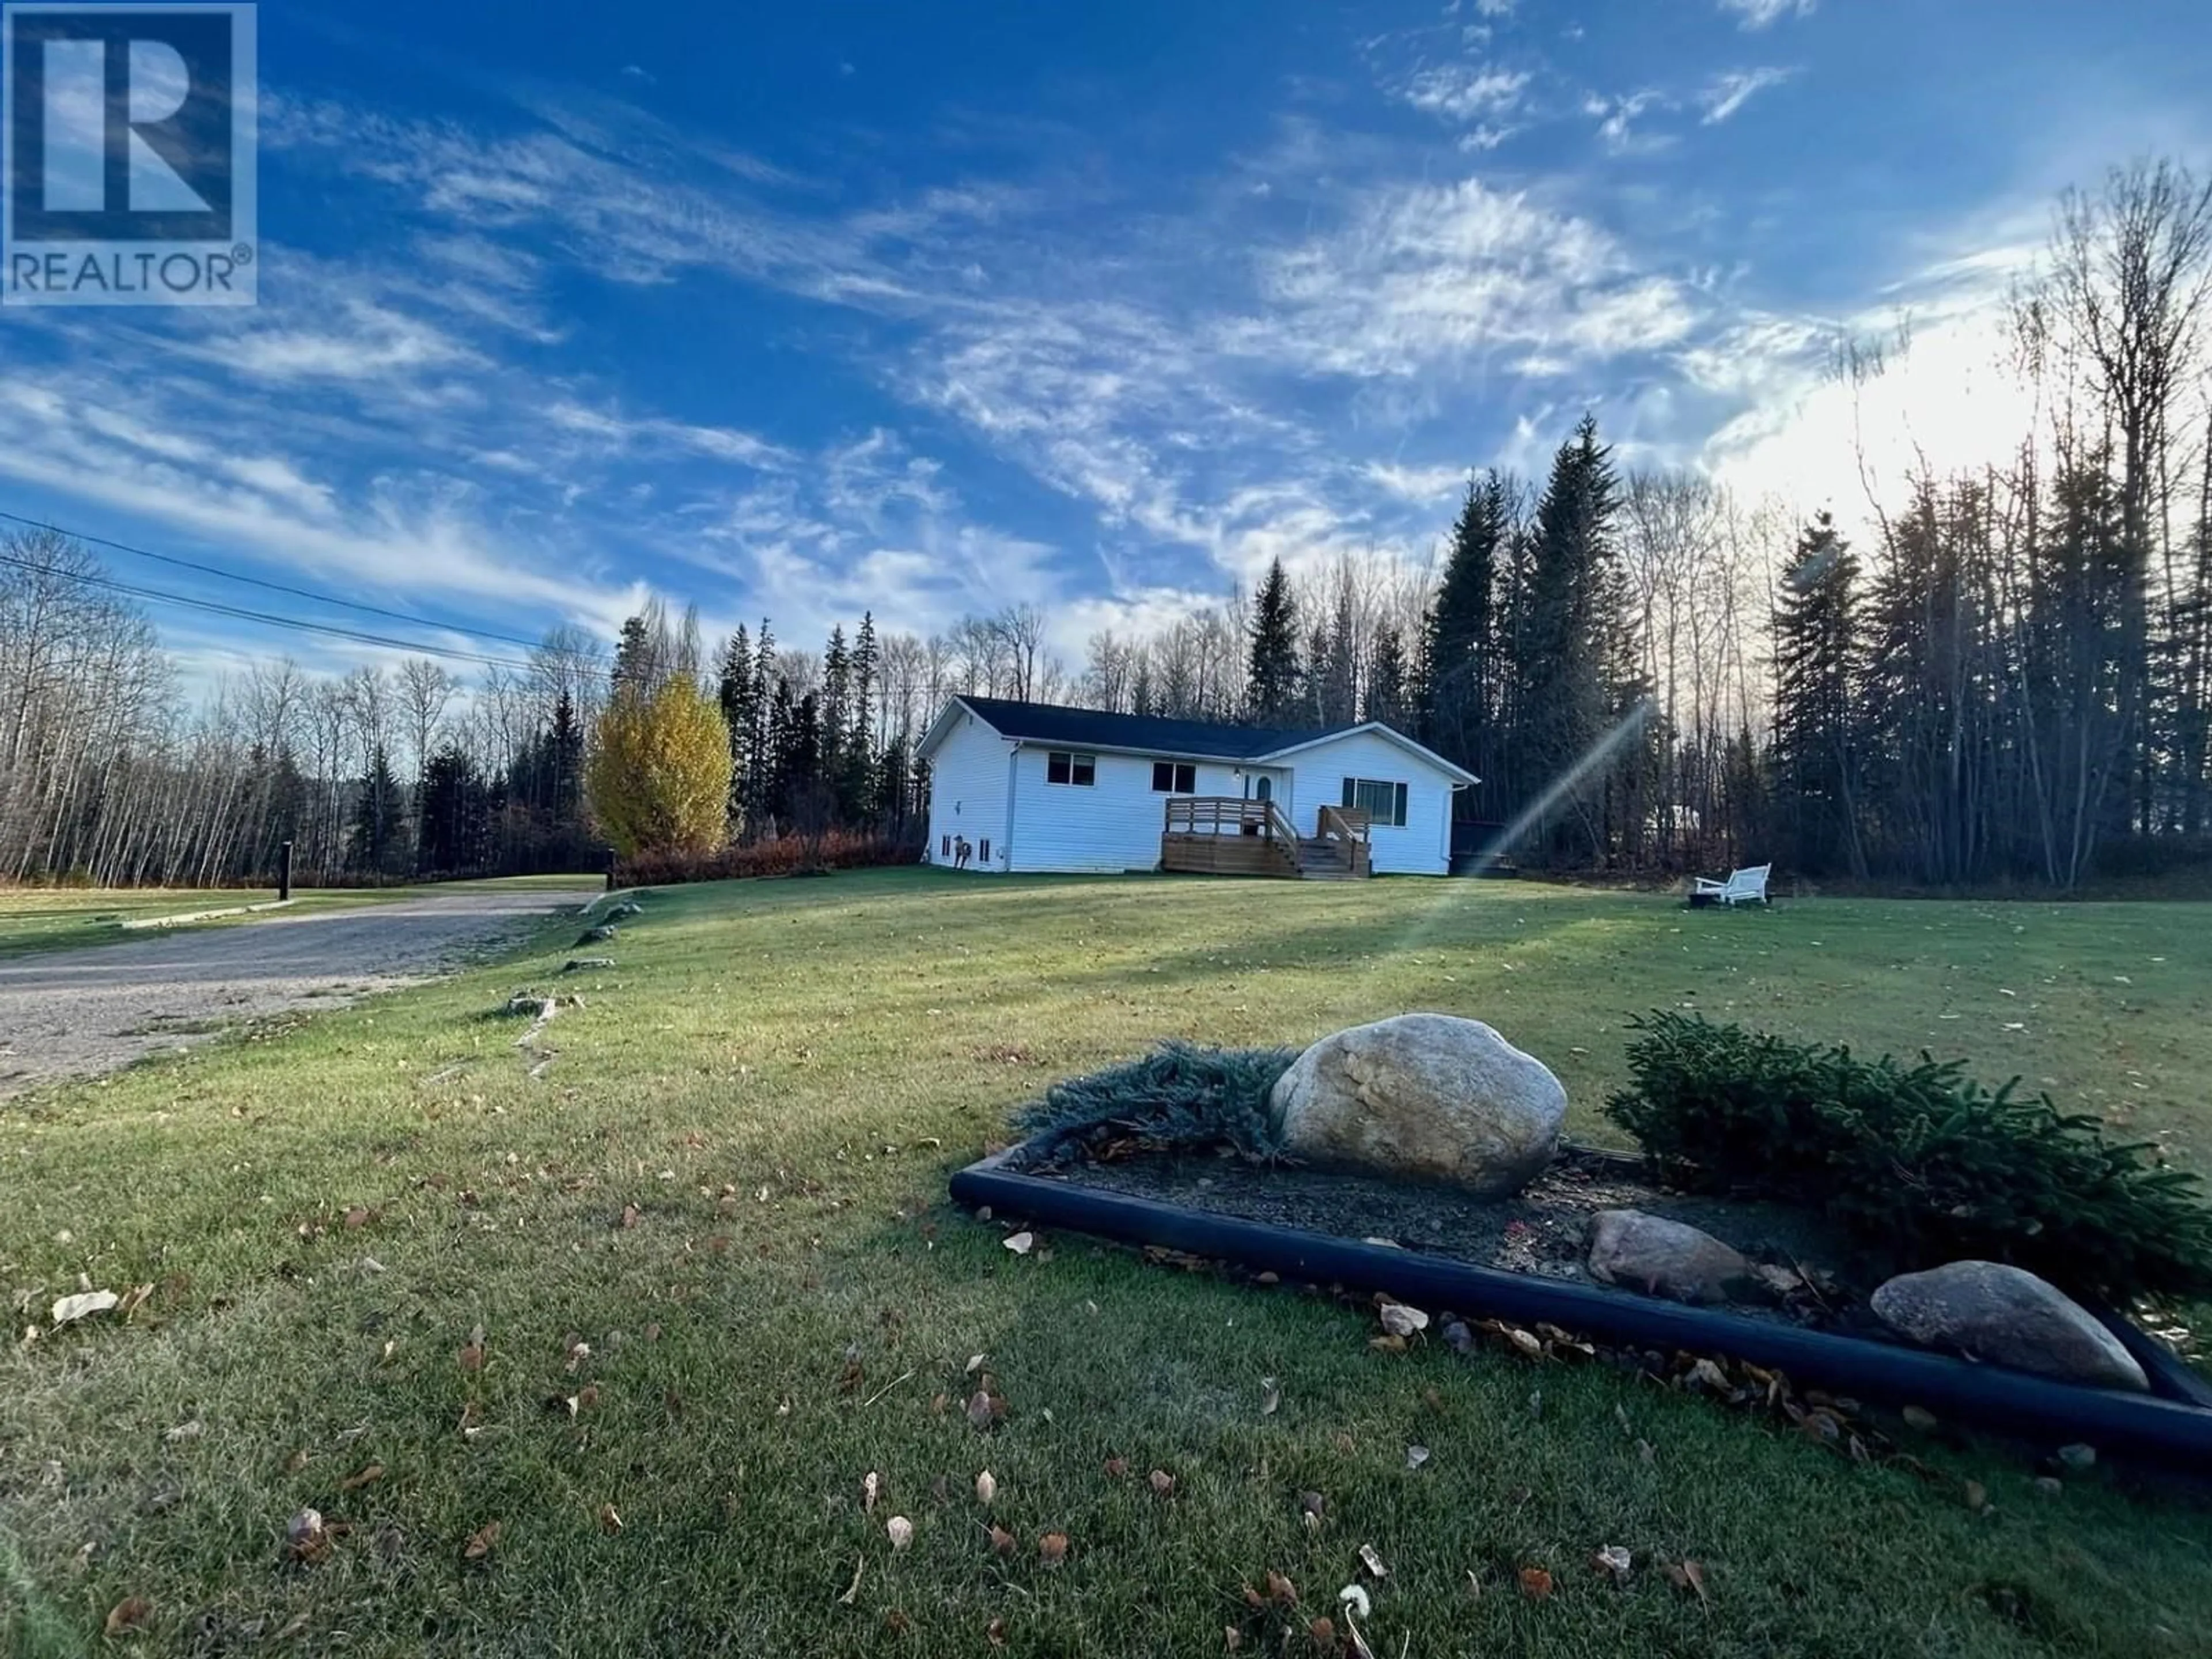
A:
[164,1420,203,1444]
[104,1596,152,1636]
[887,1515,914,1551]
[1505,1325,1545,1360]
[1518,1566,1554,1601]
[462,1521,501,1562]
[975,1470,997,1505]
[1358,1543,1387,1579]
[117,1283,154,1320]
[1149,1469,1176,1497]
[1308,1618,1336,1646]
[1003,1232,1035,1256]
[1965,1480,1988,1513]
[863,1471,881,1513]
[1368,1334,1407,1355]
[836,1554,865,1605]
[990,1524,1016,1556]
[986,1618,1006,1646]
[1661,1559,1710,1605]
[619,1204,641,1230]
[598,1503,623,1535]
[338,1463,384,1493]
[1039,1532,1069,1567]
[1266,1569,1298,1605]
[965,1353,987,1375]
[343,1206,372,1229]
[282,1448,310,1474]
[1593,1545,1632,1585]
[1224,1628,1243,1652]
[965,1389,1004,1430]
[51,1290,119,1327]
[1260,1377,1281,1416]
[884,1609,911,1636]
[1404,1445,1430,1470]
[1377,1302,1429,1338]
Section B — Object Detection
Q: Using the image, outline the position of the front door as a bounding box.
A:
[1254,775,1272,804]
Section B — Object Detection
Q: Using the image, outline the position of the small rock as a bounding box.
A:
[1441,1319,1474,1354]
[1869,1262,2148,1392]
[563,958,616,974]
[577,926,618,946]
[2033,1476,2064,1498]
[1586,1211,1753,1305]
[502,994,556,1020]
[2056,1444,2096,1472]
[608,902,645,920]
[1268,1014,1566,1197]
[1902,1406,1939,1433]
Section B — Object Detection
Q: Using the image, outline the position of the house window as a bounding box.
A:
[941,834,952,858]
[1342,777,1410,827]
[1047,751,1096,786]
[1150,761,1198,794]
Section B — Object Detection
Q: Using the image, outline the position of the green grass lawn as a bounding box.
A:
[3,870,2208,1657]
[0,875,601,959]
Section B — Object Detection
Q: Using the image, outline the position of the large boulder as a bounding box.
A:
[1268,1014,1566,1197]
[1587,1210,1753,1304]
[1869,1262,2148,1392]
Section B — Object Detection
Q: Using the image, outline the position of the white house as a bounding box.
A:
[917,696,1478,877]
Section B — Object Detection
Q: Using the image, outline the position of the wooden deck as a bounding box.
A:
[1159,798,1370,880]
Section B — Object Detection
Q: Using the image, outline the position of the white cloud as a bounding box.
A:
[1700,67,1795,124]
[1365,461,1472,502]
[1586,90,1670,154]
[1402,65,1530,123]
[1459,123,1520,152]
[1717,0,1816,29]
[1248,177,1697,379]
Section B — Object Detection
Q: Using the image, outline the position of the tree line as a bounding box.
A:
[3,158,2207,890]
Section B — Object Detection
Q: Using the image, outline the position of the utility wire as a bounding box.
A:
[0,550,545,672]
[0,506,553,653]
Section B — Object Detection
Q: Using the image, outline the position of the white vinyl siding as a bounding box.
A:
[1282,729,1456,874]
[1007,748,1245,873]
[924,711,1013,872]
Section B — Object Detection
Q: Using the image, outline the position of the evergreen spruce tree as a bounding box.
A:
[718,625,755,837]
[1421,473,1506,780]
[1512,415,1628,864]
[1770,512,1864,876]
[349,744,411,879]
[1245,558,1301,724]
[1365,626,1408,729]
[747,622,777,837]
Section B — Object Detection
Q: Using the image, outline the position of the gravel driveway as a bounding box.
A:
[0,886,599,1095]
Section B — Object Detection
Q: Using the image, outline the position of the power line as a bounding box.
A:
[0,507,555,653]
[0,550,546,672]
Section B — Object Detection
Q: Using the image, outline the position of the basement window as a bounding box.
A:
[1150,761,1198,794]
[1047,751,1096,786]
[979,839,992,862]
[1342,777,1410,827]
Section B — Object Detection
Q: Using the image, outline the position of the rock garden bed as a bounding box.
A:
[955,1014,2212,1468]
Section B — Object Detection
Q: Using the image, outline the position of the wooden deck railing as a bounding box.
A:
[1161,797,1300,877]
[1315,805,1373,877]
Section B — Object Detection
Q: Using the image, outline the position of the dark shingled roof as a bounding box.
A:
[954,696,1354,760]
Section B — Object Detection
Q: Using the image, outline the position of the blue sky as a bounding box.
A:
[3,0,2209,683]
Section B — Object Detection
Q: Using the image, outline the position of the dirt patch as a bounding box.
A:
[1010,1142,1892,1332]
[0,887,597,1096]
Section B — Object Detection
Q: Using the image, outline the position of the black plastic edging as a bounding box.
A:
[950,1146,2212,1471]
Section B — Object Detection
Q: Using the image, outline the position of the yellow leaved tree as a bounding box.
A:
[585,677,733,857]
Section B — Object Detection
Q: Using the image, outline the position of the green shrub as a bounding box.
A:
[1604,1012,2212,1302]
[1014,1043,1296,1165]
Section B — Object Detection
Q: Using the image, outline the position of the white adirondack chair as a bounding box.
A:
[1693,863,1771,907]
